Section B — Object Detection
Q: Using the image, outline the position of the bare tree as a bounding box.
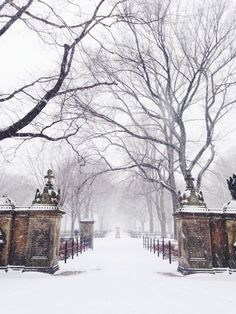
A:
[89,130,177,234]
[0,0,124,144]
[73,0,236,196]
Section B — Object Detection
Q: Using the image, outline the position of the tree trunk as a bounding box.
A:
[160,218,167,238]
[99,216,104,231]
[146,195,154,233]
[154,186,167,237]
[70,213,76,238]
[166,144,178,238]
[141,221,145,232]
[159,186,167,237]
[170,190,178,239]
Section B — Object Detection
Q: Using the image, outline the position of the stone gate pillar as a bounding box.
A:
[0,195,15,269]
[174,171,213,274]
[24,169,64,273]
[175,172,236,274]
[0,170,64,273]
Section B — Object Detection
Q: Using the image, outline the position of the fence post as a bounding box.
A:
[150,237,152,252]
[153,238,156,254]
[76,237,79,256]
[162,237,165,259]
[169,240,172,264]
[64,240,68,264]
[83,238,86,252]
[72,238,74,259]
[80,237,83,254]
[157,239,159,257]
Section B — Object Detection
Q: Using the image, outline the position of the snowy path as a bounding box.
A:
[1,233,236,314]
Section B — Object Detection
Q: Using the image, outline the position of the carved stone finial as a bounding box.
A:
[185,169,195,191]
[44,169,54,189]
[227,174,236,200]
[32,170,60,206]
[177,170,206,208]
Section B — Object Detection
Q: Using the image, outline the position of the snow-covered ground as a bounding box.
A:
[1,232,236,314]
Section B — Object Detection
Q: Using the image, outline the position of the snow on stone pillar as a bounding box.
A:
[24,169,64,273]
[0,171,64,273]
[174,170,213,274]
[175,172,236,274]
[0,194,15,268]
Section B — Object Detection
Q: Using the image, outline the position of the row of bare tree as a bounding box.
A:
[1,0,236,236]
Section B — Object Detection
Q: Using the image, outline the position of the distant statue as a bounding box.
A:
[227,174,236,200]
[115,227,120,239]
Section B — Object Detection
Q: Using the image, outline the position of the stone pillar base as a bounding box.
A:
[23,264,59,274]
[0,264,59,274]
[178,265,230,275]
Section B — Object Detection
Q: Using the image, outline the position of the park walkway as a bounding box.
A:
[1,232,236,314]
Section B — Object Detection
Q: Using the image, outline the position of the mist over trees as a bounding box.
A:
[1,0,236,236]
[0,168,34,205]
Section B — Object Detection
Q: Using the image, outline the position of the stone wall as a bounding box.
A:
[175,210,236,273]
[10,212,29,265]
[0,170,64,273]
[175,171,236,274]
[0,209,63,273]
[225,218,236,269]
[0,212,12,267]
[0,208,63,272]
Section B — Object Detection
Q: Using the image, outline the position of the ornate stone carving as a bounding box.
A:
[222,174,236,211]
[227,174,236,200]
[0,194,15,207]
[32,170,60,206]
[177,170,206,207]
[31,228,50,258]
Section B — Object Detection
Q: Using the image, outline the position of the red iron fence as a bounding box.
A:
[143,236,178,264]
[59,237,92,263]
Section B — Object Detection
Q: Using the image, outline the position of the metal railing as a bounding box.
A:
[94,231,108,238]
[59,236,92,263]
[129,231,161,239]
[143,236,178,264]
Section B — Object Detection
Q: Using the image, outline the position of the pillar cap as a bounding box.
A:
[177,170,206,207]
